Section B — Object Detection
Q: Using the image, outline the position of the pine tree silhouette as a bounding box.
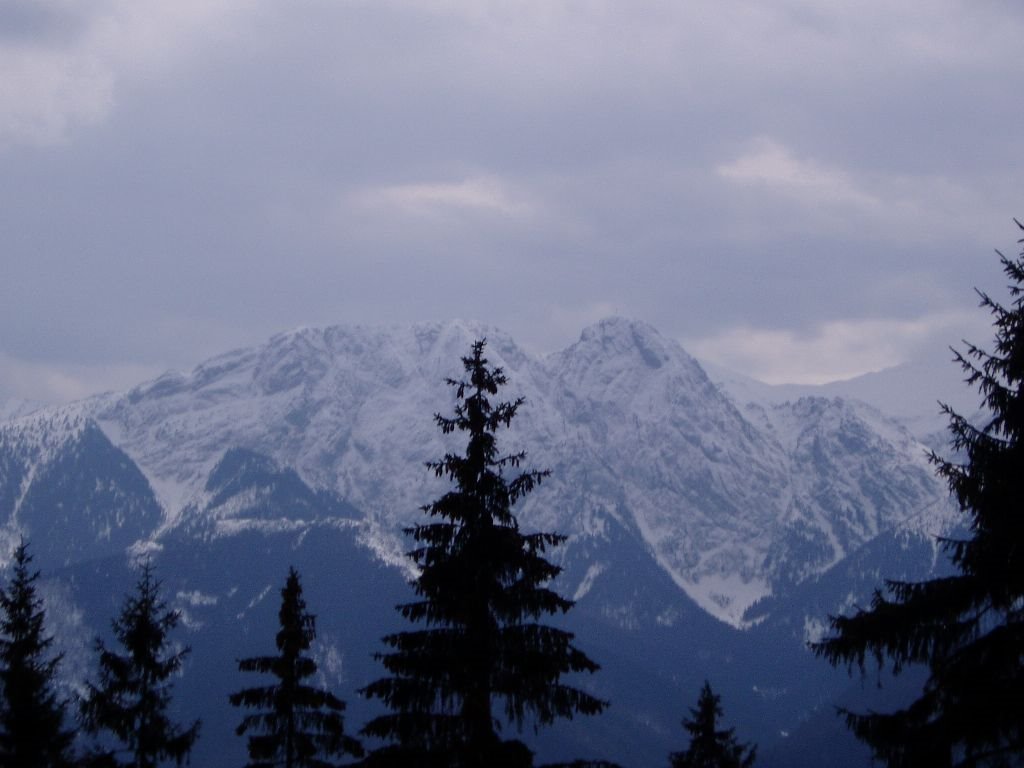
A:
[80,561,199,768]
[229,566,362,767]
[813,220,1024,766]
[669,681,755,768]
[0,539,75,768]
[361,340,607,767]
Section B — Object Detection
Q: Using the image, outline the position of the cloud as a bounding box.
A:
[355,176,531,218]
[714,135,996,246]
[0,0,1021,401]
[0,32,113,146]
[687,311,984,385]
[717,137,879,210]
[0,352,162,404]
[0,0,246,148]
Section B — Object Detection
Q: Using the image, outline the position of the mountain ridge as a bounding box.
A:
[0,317,949,628]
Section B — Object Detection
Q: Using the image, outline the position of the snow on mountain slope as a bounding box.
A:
[0,318,949,627]
[93,321,543,529]
[540,319,791,623]
[536,320,945,624]
[752,396,939,584]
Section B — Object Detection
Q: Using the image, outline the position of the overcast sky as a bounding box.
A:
[2,0,1022,402]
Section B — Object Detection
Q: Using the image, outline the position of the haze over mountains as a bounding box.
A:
[0,317,963,765]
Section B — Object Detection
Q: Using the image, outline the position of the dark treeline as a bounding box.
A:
[2,223,1023,767]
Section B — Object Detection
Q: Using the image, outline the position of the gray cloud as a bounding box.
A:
[1,0,1022,401]
[0,0,102,44]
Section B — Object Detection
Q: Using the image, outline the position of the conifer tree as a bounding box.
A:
[80,561,199,768]
[0,539,75,768]
[229,566,362,767]
[813,221,1024,766]
[669,681,756,768]
[361,340,607,767]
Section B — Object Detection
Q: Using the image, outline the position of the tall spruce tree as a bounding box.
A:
[361,340,607,767]
[669,682,756,768]
[0,539,75,768]
[229,566,362,767]
[812,220,1024,767]
[80,561,199,768]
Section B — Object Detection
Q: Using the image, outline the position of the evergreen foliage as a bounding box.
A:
[812,220,1024,766]
[229,566,362,767]
[669,681,755,768]
[0,539,75,768]
[80,561,199,768]
[361,340,607,767]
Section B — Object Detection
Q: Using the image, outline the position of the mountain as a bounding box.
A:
[704,347,983,451]
[0,318,959,766]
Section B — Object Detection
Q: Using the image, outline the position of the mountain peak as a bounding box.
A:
[576,316,676,369]
[552,317,711,409]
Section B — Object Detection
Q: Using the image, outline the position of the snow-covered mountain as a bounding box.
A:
[1,318,947,626]
[0,318,961,766]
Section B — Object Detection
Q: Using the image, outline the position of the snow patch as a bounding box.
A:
[655,606,681,627]
[573,562,606,601]
[127,538,163,563]
[239,584,273,617]
[177,590,218,607]
[803,615,827,645]
[213,518,308,538]
[681,573,772,630]
[357,520,416,579]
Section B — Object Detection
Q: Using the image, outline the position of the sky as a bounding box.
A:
[2,0,1022,403]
